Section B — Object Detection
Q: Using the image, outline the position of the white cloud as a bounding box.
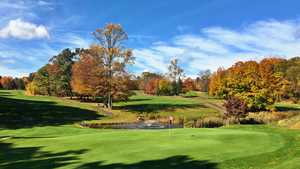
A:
[0,65,28,77]
[0,1,28,10]
[132,19,300,77]
[57,34,92,48]
[0,18,49,40]
[37,0,52,6]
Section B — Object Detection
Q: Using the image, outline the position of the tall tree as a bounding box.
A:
[196,69,211,92]
[33,65,50,95]
[48,48,78,96]
[92,24,133,109]
[168,58,184,95]
[71,45,106,98]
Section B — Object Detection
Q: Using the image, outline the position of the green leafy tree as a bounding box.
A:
[32,65,50,95]
[48,48,78,96]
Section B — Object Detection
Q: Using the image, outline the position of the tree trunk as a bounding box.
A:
[107,59,113,110]
[107,93,112,110]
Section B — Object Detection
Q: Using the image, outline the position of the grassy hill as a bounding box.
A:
[0,90,223,127]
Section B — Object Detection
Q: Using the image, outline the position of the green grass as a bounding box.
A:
[1,90,300,169]
[0,90,222,125]
[114,92,220,119]
[275,102,300,111]
[0,90,102,128]
[1,125,300,169]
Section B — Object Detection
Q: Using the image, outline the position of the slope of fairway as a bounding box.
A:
[1,125,300,169]
[0,90,221,127]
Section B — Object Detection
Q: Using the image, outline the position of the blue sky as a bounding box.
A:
[1,0,300,77]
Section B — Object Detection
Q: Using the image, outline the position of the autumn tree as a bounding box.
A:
[208,67,226,96]
[278,57,300,99]
[0,76,14,89]
[168,58,184,95]
[158,79,173,95]
[30,65,50,95]
[209,57,296,111]
[224,96,248,122]
[139,72,162,91]
[48,48,78,96]
[144,78,160,95]
[258,58,289,103]
[92,24,133,109]
[182,77,195,92]
[71,46,105,98]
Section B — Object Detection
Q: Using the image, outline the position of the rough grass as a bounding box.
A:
[274,102,300,129]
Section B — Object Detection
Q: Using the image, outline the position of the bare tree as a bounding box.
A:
[168,58,184,95]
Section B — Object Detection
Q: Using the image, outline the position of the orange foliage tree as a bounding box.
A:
[209,57,294,111]
[0,76,15,89]
[182,78,195,92]
[92,23,133,109]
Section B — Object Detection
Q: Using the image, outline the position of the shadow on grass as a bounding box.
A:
[119,98,152,102]
[275,105,300,111]
[76,156,218,169]
[0,142,88,169]
[0,141,218,169]
[114,103,207,113]
[0,91,13,97]
[0,93,102,129]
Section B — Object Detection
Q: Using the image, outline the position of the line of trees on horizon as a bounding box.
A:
[0,76,28,90]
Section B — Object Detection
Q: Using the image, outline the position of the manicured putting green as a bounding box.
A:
[1,125,299,169]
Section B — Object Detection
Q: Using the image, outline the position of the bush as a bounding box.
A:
[25,82,39,96]
[224,97,248,122]
[196,117,224,128]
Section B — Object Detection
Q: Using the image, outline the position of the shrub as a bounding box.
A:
[196,117,224,128]
[224,97,248,122]
[25,82,39,96]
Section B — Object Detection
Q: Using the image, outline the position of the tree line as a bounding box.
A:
[209,57,300,112]
[130,61,211,96]
[0,76,27,90]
